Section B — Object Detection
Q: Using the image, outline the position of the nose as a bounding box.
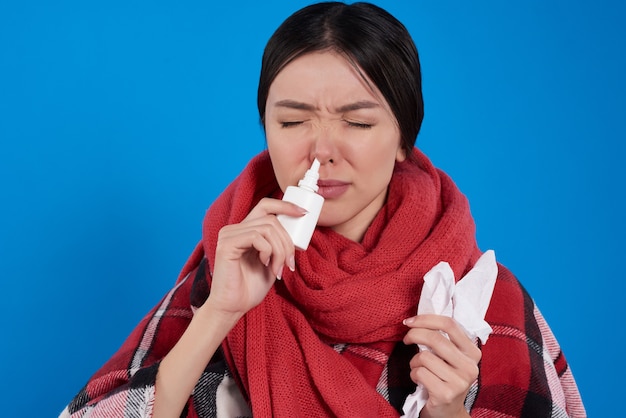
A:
[311,124,337,165]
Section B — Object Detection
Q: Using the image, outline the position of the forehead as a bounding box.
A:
[268,51,387,107]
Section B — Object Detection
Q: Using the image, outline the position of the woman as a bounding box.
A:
[61,2,585,417]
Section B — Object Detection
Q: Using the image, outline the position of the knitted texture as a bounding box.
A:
[189,149,479,417]
[61,148,586,417]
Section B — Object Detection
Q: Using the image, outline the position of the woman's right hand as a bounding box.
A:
[203,197,306,319]
[154,197,304,418]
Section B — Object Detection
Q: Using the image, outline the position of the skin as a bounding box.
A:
[403,315,480,418]
[153,51,478,418]
[264,51,405,242]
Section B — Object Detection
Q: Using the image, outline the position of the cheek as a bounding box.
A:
[348,140,399,172]
[349,147,399,197]
[267,151,290,192]
[267,137,308,192]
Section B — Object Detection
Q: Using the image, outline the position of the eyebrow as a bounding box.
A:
[273,99,380,113]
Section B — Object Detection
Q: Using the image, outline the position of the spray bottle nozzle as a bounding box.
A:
[297,158,320,192]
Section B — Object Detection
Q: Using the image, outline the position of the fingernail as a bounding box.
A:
[296,205,308,215]
[403,317,415,325]
[276,265,284,280]
[287,255,295,272]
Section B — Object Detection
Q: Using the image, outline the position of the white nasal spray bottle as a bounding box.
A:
[277,159,325,250]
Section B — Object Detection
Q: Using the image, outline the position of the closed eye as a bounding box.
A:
[346,121,372,129]
[280,121,304,128]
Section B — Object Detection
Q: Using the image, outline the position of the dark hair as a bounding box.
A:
[257,2,424,159]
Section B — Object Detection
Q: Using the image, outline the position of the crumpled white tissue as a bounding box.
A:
[401,250,498,418]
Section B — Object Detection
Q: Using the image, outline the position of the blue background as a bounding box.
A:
[1,1,624,416]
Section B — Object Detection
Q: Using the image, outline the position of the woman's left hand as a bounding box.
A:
[402,314,481,418]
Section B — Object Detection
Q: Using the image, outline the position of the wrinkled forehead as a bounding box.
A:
[267,50,394,117]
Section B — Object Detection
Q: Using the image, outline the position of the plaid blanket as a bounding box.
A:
[60,257,585,417]
[60,150,585,416]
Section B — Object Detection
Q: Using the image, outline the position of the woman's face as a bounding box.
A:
[265,51,405,242]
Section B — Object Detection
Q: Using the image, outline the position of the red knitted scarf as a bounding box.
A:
[195,148,480,417]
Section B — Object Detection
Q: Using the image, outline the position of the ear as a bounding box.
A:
[395,145,407,162]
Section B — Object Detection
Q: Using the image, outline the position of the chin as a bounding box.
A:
[316,213,345,229]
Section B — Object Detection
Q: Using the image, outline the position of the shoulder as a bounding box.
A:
[486,263,534,326]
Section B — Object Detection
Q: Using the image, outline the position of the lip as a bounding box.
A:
[316,179,350,199]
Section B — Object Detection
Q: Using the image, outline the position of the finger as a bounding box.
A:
[410,364,465,407]
[405,328,480,387]
[248,216,294,276]
[410,349,478,388]
[244,197,307,221]
[403,327,451,352]
[409,352,477,416]
[243,201,300,271]
[217,225,273,267]
[410,350,455,382]
[218,217,293,277]
[404,315,482,363]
